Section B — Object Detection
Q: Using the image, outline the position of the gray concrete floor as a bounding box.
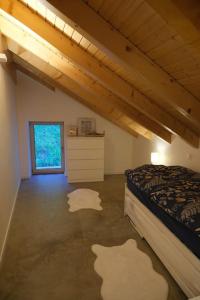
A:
[0,174,186,300]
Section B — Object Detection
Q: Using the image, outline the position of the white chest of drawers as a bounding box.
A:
[66,136,104,183]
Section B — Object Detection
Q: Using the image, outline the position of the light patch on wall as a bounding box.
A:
[92,239,168,300]
[151,152,160,165]
[151,137,170,165]
[67,189,103,212]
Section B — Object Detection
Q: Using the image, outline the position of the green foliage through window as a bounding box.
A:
[34,124,62,169]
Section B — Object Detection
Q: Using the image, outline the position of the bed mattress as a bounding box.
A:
[125,165,200,259]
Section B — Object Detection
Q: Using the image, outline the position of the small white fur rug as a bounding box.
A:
[92,239,168,300]
[67,188,103,212]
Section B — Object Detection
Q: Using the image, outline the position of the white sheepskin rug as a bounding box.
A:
[67,188,103,212]
[92,239,168,300]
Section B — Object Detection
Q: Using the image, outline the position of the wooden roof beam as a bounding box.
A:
[0,33,17,83]
[12,50,141,138]
[15,62,55,91]
[0,16,172,142]
[0,1,198,145]
[12,53,139,138]
[11,45,155,140]
[40,0,200,127]
[0,31,7,52]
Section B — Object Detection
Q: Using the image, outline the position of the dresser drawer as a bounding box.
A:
[68,159,104,170]
[67,149,104,160]
[67,137,104,149]
[68,169,104,182]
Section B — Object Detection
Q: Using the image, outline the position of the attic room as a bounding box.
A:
[0,0,200,299]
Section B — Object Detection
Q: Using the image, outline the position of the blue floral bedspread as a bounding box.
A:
[125,165,200,238]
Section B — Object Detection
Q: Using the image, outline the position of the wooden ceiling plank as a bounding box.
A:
[0,3,197,145]
[124,1,155,39]
[136,24,175,53]
[0,2,173,141]
[155,46,195,69]
[63,23,74,38]
[128,13,160,44]
[144,1,200,100]
[98,0,122,21]
[87,0,104,12]
[71,30,83,44]
[79,37,91,49]
[40,0,200,126]
[147,35,183,61]
[4,24,173,142]
[0,0,199,145]
[93,49,105,61]
[87,43,98,56]
[113,0,143,32]
[145,0,200,57]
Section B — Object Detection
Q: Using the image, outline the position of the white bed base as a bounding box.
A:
[124,185,200,298]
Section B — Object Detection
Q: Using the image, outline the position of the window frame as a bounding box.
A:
[29,121,65,175]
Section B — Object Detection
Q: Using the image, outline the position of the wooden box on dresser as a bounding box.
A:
[66,136,104,183]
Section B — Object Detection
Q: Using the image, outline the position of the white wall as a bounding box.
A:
[16,72,142,178]
[0,65,20,261]
[150,135,200,172]
[16,71,200,180]
[132,135,151,167]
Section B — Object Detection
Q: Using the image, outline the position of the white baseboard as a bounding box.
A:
[0,179,21,264]
[21,176,31,179]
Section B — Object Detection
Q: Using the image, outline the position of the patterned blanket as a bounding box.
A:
[125,165,200,238]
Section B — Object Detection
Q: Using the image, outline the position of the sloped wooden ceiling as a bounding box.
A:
[0,0,200,147]
[12,51,141,138]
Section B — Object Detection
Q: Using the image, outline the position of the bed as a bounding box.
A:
[124,165,200,298]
